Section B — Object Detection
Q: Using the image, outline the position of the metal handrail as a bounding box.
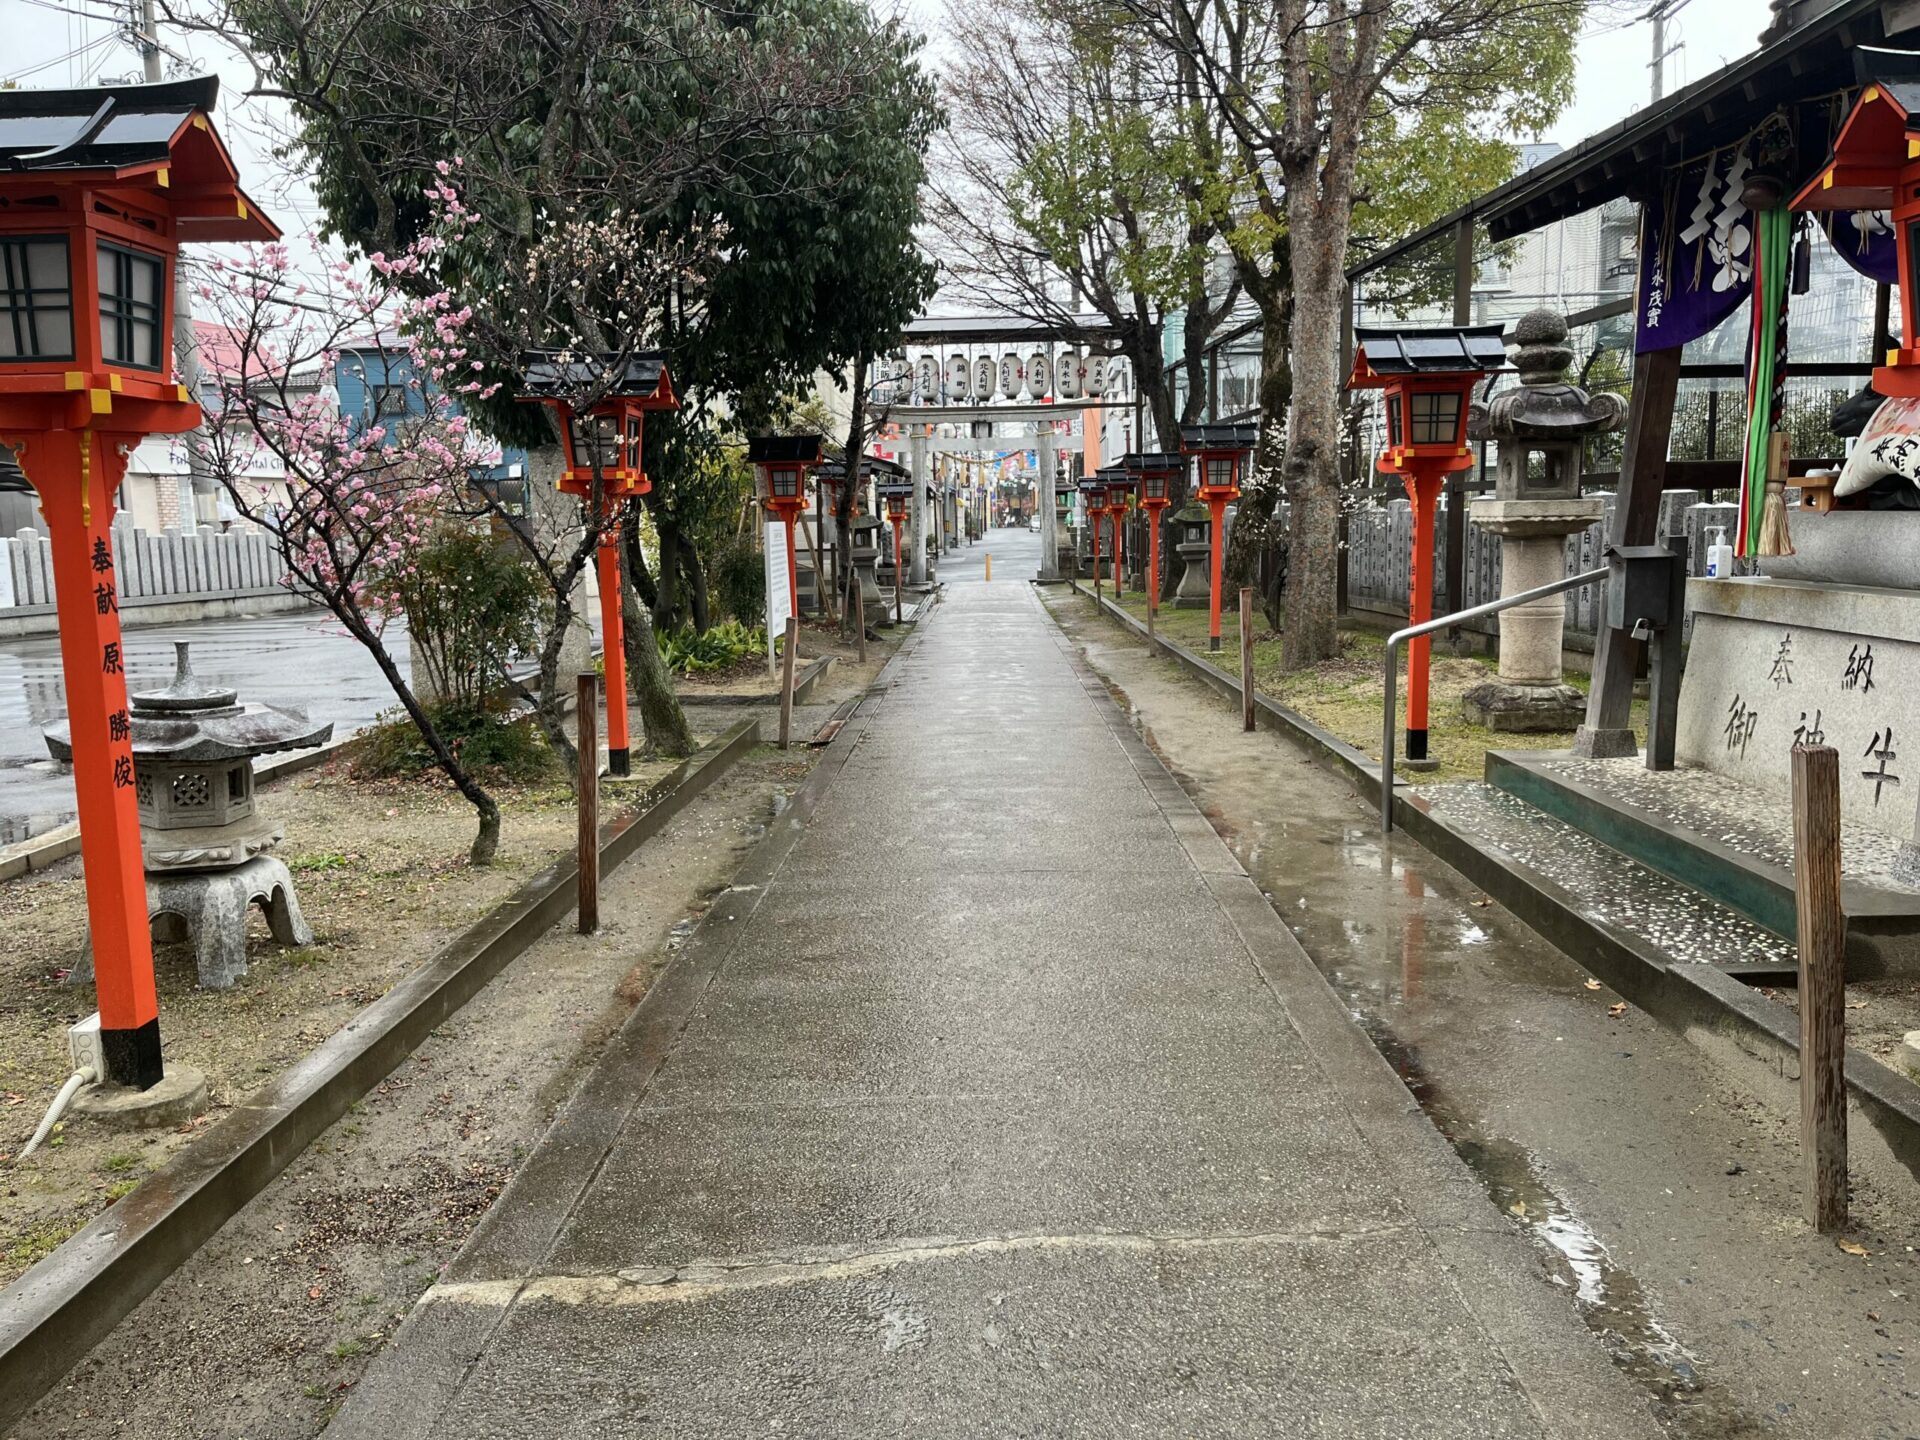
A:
[1381,565,1609,832]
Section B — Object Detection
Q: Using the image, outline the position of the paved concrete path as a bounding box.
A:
[330,570,1659,1439]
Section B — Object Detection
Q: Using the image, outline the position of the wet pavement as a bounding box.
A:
[0,609,413,846]
[1046,591,1920,1439]
[326,538,1661,1438]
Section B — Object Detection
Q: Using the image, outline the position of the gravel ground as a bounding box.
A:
[7,744,817,1438]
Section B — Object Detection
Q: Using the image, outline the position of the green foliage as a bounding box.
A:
[379,530,542,710]
[710,533,767,625]
[658,620,766,674]
[352,702,558,783]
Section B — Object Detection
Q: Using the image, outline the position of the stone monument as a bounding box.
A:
[1463,310,1624,731]
[1169,502,1214,609]
[48,642,332,988]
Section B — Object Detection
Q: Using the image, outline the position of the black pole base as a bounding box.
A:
[102,1018,163,1090]
[1209,635,1222,653]
[608,747,630,777]
[1405,728,1429,762]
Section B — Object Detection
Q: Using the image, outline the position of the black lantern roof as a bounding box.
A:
[816,454,910,486]
[1123,451,1184,475]
[0,77,219,173]
[1349,326,1506,380]
[747,435,823,466]
[1179,424,1258,453]
[1077,472,1111,492]
[1096,465,1134,487]
[516,350,673,403]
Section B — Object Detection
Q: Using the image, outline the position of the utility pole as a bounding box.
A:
[135,0,218,534]
[1646,0,1695,103]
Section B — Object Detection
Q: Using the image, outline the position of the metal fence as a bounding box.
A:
[1344,490,1745,645]
[0,524,288,616]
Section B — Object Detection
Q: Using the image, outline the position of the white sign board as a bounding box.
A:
[764,520,792,668]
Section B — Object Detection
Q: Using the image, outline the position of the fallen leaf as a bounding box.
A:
[1839,1239,1871,1257]
[1608,1002,1628,1018]
[1584,979,1602,991]
[309,1286,325,1299]
[1471,897,1493,908]
[1509,1201,1528,1217]
[1868,1311,1883,1322]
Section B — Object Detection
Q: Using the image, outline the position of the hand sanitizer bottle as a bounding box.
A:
[1706,526,1733,579]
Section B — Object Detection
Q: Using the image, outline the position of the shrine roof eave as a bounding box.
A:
[1346,0,1886,278]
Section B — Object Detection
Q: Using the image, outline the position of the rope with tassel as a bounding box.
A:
[1738,205,1795,557]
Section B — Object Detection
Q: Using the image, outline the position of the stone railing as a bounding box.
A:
[0,523,300,634]
[1343,490,1746,647]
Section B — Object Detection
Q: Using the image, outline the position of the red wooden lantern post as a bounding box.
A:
[0,79,278,1088]
[877,472,912,623]
[1125,452,1182,623]
[1347,325,1505,765]
[1077,472,1110,599]
[1790,64,1920,397]
[1178,425,1257,653]
[518,350,678,777]
[1100,468,1135,599]
[750,435,824,633]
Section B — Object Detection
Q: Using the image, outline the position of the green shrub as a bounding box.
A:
[711,534,766,625]
[657,619,766,674]
[351,701,557,783]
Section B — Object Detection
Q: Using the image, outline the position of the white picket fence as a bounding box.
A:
[0,523,288,614]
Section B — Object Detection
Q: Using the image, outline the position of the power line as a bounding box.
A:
[3,31,117,84]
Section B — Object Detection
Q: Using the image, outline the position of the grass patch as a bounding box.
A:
[331,1338,366,1361]
[101,1151,140,1173]
[1090,588,1648,782]
[6,1219,80,1268]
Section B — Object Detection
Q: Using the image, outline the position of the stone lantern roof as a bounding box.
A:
[1468,310,1626,444]
[45,642,331,765]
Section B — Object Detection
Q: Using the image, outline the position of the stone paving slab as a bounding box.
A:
[325,579,1663,1440]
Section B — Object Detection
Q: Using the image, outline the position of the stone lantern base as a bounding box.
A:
[1463,497,1603,733]
[72,855,315,991]
[1171,539,1212,609]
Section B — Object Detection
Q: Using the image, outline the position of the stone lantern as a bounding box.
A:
[47,642,332,988]
[1170,502,1214,609]
[1463,310,1624,731]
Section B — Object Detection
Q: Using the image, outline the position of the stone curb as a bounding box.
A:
[675,653,835,707]
[0,718,761,1434]
[1060,582,1920,1193]
[323,613,940,1439]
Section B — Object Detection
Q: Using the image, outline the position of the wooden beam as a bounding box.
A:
[1575,342,1681,758]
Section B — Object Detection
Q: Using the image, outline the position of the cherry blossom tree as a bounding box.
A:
[195,201,512,864]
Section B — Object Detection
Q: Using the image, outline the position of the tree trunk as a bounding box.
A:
[838,355,870,640]
[620,506,695,757]
[1278,206,1346,671]
[1222,299,1292,592]
[651,506,684,634]
[676,526,711,634]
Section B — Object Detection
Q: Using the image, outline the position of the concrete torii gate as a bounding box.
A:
[884,402,1135,583]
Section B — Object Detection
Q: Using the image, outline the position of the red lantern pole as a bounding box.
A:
[595,499,630,776]
[1091,500,1104,600]
[1403,472,1443,763]
[1207,496,1228,653]
[1112,503,1126,599]
[783,512,800,624]
[33,436,162,1086]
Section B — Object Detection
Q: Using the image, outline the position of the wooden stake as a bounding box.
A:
[778,616,799,751]
[1239,586,1256,732]
[1792,743,1847,1232]
[848,565,868,663]
[576,672,599,936]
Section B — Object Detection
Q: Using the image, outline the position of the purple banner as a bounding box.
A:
[1635,150,1755,354]
[1817,209,1899,286]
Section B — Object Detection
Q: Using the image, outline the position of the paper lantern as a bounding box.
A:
[1057,351,1081,399]
[1087,354,1108,396]
[946,354,971,401]
[974,356,995,401]
[1000,354,1020,398]
[1027,351,1052,398]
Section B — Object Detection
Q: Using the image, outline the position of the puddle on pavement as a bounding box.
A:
[1091,665,1753,1438]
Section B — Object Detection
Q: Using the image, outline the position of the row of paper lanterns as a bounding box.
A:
[901,351,1124,403]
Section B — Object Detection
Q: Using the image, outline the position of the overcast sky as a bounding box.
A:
[2,0,1772,279]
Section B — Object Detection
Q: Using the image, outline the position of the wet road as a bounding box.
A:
[1048,592,1920,1439]
[0,609,414,846]
[327,542,1657,1437]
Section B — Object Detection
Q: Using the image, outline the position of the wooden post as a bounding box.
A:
[1577,343,1682,756]
[846,565,868,663]
[778,616,799,751]
[576,672,599,936]
[1239,586,1256,732]
[1792,744,1848,1232]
